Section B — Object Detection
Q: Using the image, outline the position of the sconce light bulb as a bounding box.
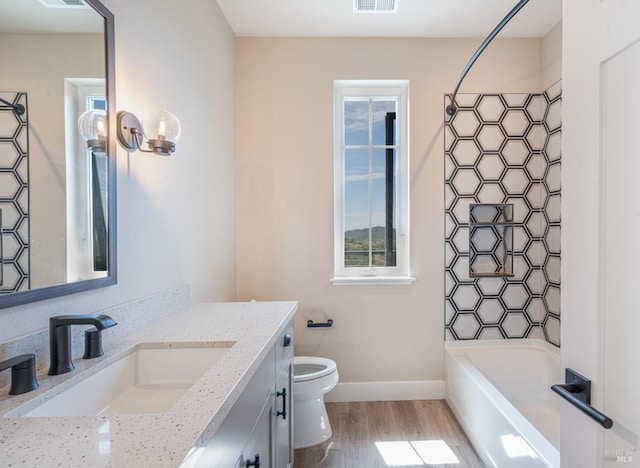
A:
[158,118,166,140]
[78,109,107,154]
[142,110,181,156]
[96,119,106,138]
[143,110,181,142]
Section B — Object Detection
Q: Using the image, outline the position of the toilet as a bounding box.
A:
[293,356,339,449]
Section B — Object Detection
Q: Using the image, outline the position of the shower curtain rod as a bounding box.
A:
[0,97,25,116]
[445,0,530,117]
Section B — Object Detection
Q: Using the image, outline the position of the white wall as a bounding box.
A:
[236,37,545,384]
[561,1,606,465]
[541,21,563,89]
[0,0,237,342]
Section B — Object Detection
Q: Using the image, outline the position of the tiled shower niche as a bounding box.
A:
[469,203,514,278]
[444,82,561,346]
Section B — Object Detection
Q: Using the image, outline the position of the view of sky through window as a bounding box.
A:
[343,98,398,267]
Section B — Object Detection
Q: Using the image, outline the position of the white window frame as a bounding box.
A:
[331,80,413,285]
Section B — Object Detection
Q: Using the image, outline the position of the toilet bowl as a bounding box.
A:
[293,356,339,449]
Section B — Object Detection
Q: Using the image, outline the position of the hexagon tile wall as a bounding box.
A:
[0,92,30,293]
[444,81,561,347]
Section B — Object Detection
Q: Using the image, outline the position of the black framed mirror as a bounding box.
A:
[0,0,116,308]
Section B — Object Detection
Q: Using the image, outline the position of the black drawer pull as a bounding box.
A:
[277,387,287,419]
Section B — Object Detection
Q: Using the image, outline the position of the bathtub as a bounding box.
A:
[445,339,561,468]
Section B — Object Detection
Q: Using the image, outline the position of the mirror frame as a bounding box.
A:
[0,0,117,309]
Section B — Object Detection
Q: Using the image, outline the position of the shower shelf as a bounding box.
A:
[468,203,514,278]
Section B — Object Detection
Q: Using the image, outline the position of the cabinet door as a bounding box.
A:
[275,319,294,369]
[274,361,293,468]
[238,398,274,468]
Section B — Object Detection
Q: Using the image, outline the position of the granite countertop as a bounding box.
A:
[0,301,298,467]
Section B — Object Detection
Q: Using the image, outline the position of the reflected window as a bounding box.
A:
[85,95,108,271]
[64,79,108,281]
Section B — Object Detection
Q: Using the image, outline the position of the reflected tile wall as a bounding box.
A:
[0,92,29,293]
[444,82,561,346]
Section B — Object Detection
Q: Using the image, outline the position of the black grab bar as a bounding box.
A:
[307,319,333,328]
[551,368,613,429]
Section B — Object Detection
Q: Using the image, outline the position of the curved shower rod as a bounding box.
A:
[445,0,530,117]
[0,97,25,116]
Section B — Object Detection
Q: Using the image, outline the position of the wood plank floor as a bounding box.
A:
[294,400,485,468]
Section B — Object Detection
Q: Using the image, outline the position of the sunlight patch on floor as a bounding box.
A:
[375,440,460,466]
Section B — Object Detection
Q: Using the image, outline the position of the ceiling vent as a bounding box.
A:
[37,0,89,9]
[353,0,399,14]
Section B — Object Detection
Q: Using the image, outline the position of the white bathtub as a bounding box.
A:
[445,339,561,468]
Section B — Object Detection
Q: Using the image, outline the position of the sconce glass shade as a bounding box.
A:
[78,109,107,154]
[142,110,181,156]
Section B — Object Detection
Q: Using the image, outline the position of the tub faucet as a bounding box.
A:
[48,314,117,375]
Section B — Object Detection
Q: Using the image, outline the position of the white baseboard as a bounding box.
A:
[324,380,445,403]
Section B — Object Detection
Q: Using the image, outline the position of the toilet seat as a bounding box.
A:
[293,356,337,383]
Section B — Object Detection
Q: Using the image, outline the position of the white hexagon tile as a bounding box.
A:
[501,110,530,137]
[445,85,561,345]
[0,92,30,292]
[477,154,506,180]
[476,95,505,122]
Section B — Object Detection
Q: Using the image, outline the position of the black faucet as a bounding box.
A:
[48,314,117,375]
[0,354,39,395]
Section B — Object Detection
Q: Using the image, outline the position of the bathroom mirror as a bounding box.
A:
[0,0,116,308]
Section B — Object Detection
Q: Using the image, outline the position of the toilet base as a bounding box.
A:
[293,394,333,449]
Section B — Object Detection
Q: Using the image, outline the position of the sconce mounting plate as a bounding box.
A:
[116,111,143,152]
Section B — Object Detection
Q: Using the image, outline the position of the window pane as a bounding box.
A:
[344,148,370,267]
[344,100,369,146]
[91,153,108,271]
[372,148,397,267]
[372,100,396,146]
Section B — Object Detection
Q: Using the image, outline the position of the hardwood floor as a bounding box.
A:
[293,400,484,468]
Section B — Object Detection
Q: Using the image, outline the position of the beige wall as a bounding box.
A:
[0,0,236,341]
[236,37,545,384]
[542,21,563,89]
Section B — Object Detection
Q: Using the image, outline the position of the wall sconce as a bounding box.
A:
[78,109,107,155]
[116,110,181,156]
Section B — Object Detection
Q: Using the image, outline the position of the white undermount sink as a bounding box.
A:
[10,342,234,418]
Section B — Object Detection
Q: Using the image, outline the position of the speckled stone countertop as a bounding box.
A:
[0,301,297,467]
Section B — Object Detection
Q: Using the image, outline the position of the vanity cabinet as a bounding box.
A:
[193,318,294,468]
[235,399,273,468]
[274,320,294,468]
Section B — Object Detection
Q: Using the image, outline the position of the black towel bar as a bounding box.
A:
[551,368,613,429]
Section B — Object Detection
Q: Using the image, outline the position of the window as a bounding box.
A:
[332,81,412,285]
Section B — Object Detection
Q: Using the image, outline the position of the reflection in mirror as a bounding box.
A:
[0,0,116,307]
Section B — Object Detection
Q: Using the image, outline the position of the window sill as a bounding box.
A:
[330,276,416,286]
